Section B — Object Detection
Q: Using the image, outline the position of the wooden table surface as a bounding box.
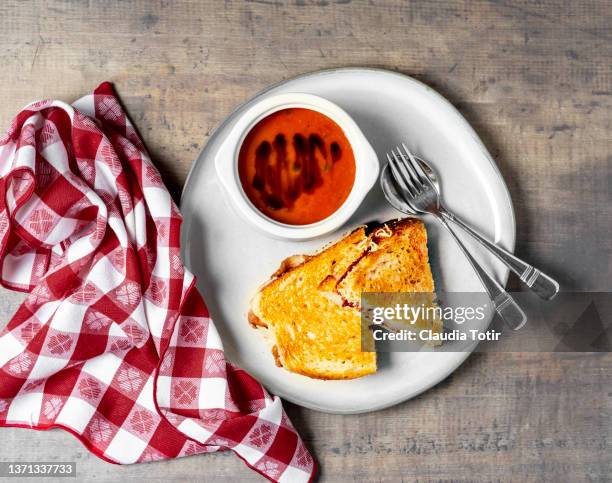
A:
[0,1,610,481]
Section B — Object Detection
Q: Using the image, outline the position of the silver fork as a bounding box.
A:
[385,147,559,300]
[386,143,528,330]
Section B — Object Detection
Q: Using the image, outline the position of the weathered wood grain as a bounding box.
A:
[0,0,610,481]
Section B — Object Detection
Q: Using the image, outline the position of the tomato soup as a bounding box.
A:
[238,108,356,225]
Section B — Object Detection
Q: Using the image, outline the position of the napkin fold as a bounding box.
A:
[0,83,315,482]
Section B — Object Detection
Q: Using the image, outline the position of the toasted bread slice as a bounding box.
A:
[249,227,373,379]
[249,218,436,380]
[335,219,434,308]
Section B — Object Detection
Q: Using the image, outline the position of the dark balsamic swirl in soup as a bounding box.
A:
[252,133,342,211]
[238,108,356,226]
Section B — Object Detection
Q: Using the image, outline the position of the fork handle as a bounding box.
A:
[437,215,527,330]
[439,208,559,300]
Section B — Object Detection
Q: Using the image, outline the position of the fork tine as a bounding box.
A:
[401,143,431,185]
[395,145,423,190]
[392,148,421,193]
[386,151,415,197]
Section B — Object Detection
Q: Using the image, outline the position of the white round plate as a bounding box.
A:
[180,68,515,414]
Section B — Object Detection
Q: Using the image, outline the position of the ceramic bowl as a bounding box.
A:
[214,92,379,240]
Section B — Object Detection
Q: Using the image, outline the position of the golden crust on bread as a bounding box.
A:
[335,219,434,308]
[249,218,436,380]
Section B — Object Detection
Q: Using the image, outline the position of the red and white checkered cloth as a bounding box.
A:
[0,83,315,482]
